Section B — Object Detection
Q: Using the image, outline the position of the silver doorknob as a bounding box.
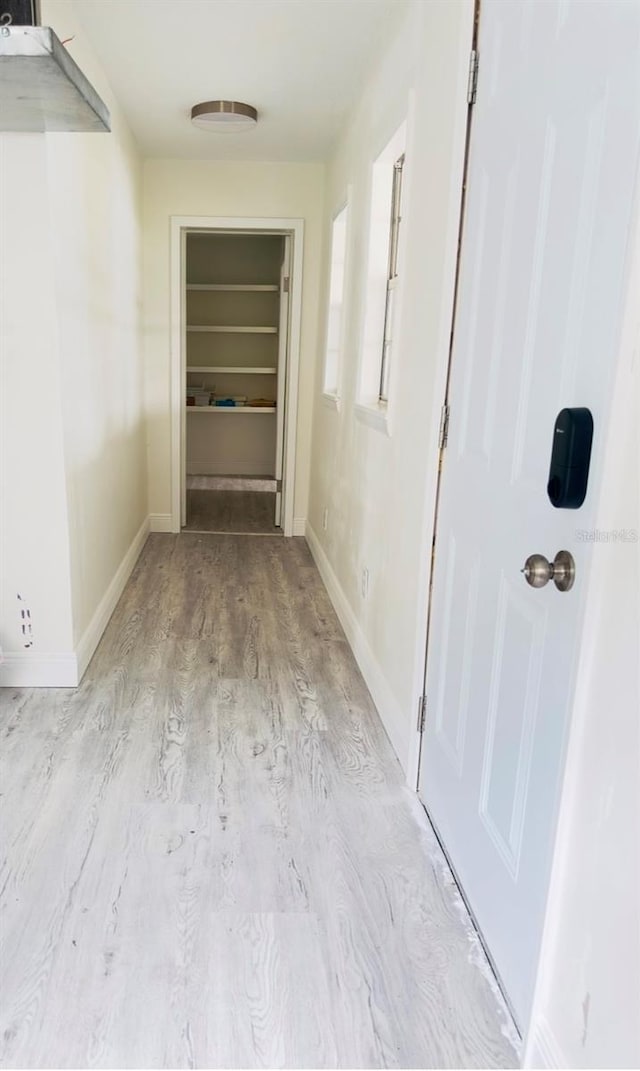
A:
[522,550,575,592]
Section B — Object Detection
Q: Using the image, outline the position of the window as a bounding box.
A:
[323,202,349,400]
[357,121,407,426]
[379,153,404,403]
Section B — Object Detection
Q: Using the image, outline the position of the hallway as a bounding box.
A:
[0,534,517,1069]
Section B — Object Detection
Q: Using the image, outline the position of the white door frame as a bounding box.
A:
[169,215,304,536]
[274,236,292,528]
[404,1,475,788]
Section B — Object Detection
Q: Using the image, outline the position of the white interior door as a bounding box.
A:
[419,0,640,1030]
[274,235,291,527]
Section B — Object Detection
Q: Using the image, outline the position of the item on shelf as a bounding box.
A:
[215,397,236,407]
[247,398,276,407]
[212,394,247,406]
[193,391,211,406]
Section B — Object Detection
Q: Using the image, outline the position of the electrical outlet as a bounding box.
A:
[322,507,329,531]
[361,567,369,599]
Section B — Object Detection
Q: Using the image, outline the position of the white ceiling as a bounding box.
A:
[74,0,409,161]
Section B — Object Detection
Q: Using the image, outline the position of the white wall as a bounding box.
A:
[142,160,325,529]
[186,415,277,476]
[0,0,147,685]
[525,198,640,1070]
[43,0,147,657]
[306,0,473,774]
[0,136,75,681]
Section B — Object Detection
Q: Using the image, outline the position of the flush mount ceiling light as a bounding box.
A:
[191,100,258,132]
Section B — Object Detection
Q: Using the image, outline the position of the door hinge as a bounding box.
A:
[417,694,427,733]
[467,49,479,105]
[283,276,290,293]
[276,479,283,492]
[438,404,450,450]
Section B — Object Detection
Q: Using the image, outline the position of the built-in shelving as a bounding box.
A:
[187,325,277,334]
[187,366,277,375]
[187,284,279,292]
[185,232,282,483]
[186,406,276,414]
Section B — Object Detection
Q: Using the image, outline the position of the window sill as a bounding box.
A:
[321,392,341,412]
[354,401,391,436]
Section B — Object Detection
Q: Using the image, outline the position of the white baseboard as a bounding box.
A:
[292,517,306,536]
[0,651,79,688]
[524,1015,568,1069]
[75,516,150,682]
[149,513,173,533]
[305,521,408,770]
[1,517,150,690]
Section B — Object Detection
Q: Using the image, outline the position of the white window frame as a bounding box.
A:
[356,120,407,433]
[322,200,349,406]
[379,153,405,404]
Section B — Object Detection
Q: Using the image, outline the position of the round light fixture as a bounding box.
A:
[191,100,258,132]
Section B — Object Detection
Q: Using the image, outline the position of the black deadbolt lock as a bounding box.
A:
[547,407,593,509]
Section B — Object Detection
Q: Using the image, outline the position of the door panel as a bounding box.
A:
[432,533,478,777]
[479,576,547,879]
[420,0,640,1028]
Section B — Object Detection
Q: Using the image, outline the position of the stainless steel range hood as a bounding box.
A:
[0,25,110,132]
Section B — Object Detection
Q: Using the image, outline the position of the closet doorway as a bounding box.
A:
[169,217,304,536]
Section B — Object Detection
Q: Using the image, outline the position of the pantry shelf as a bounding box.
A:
[186,406,276,414]
[187,366,277,375]
[185,232,283,493]
[187,284,279,292]
[187,325,277,334]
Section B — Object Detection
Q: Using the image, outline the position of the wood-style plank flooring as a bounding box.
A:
[187,477,276,493]
[0,534,518,1069]
[184,490,280,534]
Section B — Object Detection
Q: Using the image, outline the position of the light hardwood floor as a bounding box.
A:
[184,490,280,534]
[0,534,518,1069]
[187,477,276,492]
